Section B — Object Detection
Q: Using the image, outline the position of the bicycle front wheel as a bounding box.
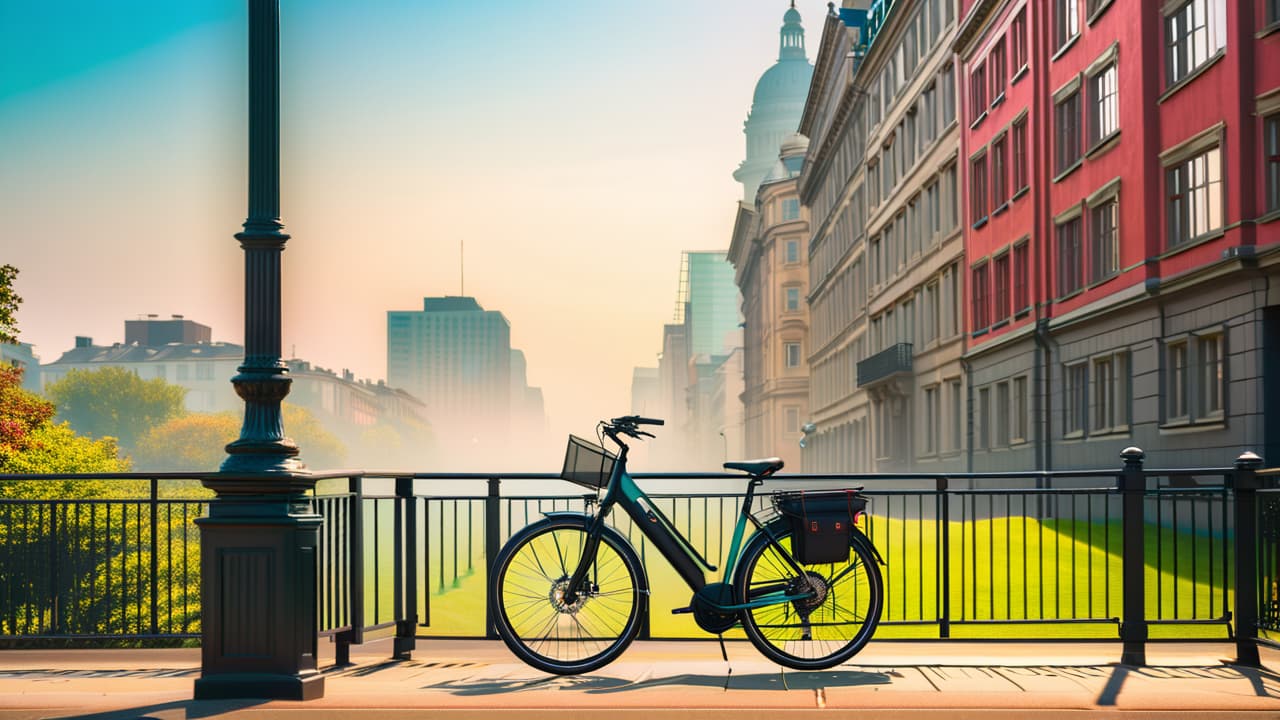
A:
[490,514,646,675]
[734,523,882,670]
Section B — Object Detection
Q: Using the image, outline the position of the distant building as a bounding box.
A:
[735,3,815,202]
[630,367,660,417]
[43,317,429,456]
[43,333,243,413]
[729,133,811,470]
[125,315,210,347]
[387,296,529,462]
[1,342,41,393]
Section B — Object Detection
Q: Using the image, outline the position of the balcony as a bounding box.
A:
[857,342,913,387]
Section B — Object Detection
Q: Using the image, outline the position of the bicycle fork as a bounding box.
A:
[561,509,611,605]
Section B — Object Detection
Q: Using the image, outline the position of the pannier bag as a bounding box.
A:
[774,489,867,565]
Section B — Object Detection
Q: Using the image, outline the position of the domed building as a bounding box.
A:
[733,3,814,202]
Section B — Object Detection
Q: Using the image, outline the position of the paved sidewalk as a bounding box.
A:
[1,640,1278,719]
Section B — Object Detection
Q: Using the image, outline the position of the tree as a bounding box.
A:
[44,367,187,451]
[133,412,240,472]
[0,264,20,346]
[132,404,346,472]
[283,403,347,469]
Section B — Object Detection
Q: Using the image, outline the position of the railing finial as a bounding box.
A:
[1236,451,1263,471]
[1120,446,1145,467]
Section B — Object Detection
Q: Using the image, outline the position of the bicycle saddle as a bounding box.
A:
[723,458,784,477]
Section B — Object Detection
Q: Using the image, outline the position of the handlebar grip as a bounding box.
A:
[632,416,664,426]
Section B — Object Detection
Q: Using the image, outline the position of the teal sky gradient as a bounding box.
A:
[1,1,826,466]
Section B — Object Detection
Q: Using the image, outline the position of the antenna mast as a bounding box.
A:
[460,238,465,296]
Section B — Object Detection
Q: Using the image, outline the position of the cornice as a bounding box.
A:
[953,0,1005,60]
[799,11,845,138]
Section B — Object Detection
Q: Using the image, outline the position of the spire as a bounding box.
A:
[780,3,806,61]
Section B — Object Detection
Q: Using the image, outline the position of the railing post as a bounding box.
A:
[1233,451,1264,667]
[937,476,951,639]
[334,475,364,666]
[149,477,160,637]
[393,477,416,660]
[1120,446,1147,666]
[485,477,501,639]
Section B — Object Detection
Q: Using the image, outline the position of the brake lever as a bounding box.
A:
[637,430,655,438]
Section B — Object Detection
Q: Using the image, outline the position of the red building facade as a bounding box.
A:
[956,0,1280,469]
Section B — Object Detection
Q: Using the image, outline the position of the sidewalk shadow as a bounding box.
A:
[45,699,266,720]
[422,669,891,696]
[1096,664,1280,706]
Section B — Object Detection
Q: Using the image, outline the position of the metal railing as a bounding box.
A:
[0,450,1267,668]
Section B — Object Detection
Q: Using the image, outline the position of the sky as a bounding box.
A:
[0,0,825,446]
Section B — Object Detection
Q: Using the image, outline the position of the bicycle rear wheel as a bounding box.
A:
[490,514,646,675]
[734,523,882,670]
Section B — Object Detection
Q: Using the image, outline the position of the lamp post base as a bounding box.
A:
[195,672,325,701]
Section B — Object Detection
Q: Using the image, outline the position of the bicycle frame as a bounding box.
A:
[562,436,811,614]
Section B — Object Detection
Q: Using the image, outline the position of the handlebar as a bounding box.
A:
[610,415,664,427]
[603,415,664,442]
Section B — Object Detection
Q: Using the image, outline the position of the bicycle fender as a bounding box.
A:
[852,528,887,566]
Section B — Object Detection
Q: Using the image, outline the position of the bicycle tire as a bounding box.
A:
[490,514,647,674]
[733,522,883,670]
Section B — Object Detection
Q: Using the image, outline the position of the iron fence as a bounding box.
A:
[0,450,1268,668]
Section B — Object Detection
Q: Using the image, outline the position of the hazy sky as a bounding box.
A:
[1,0,824,442]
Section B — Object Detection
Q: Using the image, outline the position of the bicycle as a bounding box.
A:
[488,415,884,675]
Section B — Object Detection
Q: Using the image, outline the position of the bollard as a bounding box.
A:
[1234,451,1264,667]
[1119,447,1147,666]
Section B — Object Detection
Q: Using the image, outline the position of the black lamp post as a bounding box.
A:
[194,0,324,700]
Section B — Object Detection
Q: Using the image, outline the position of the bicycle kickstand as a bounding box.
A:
[717,634,732,691]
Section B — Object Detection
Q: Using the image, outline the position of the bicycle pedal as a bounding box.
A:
[671,606,694,615]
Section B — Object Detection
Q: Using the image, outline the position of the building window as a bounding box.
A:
[782,197,801,221]
[923,385,939,456]
[971,151,988,225]
[1088,61,1118,148]
[991,134,1008,207]
[785,406,800,434]
[993,253,1010,323]
[1013,241,1030,313]
[1090,196,1119,282]
[1056,0,1079,52]
[944,163,959,231]
[1271,0,1280,25]
[924,281,940,345]
[970,62,987,123]
[1165,0,1226,88]
[941,64,956,127]
[1055,88,1082,174]
[177,364,190,381]
[1092,352,1130,433]
[947,378,962,452]
[1065,362,1087,436]
[990,39,1007,101]
[1012,117,1028,194]
[1167,340,1190,420]
[972,262,990,330]
[785,342,802,368]
[785,239,800,264]
[1166,145,1222,248]
[1266,114,1280,213]
[1012,375,1029,443]
[1198,333,1224,419]
[977,387,991,450]
[196,363,214,380]
[785,286,801,313]
[1057,215,1083,296]
[995,381,1011,448]
[1012,9,1028,72]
